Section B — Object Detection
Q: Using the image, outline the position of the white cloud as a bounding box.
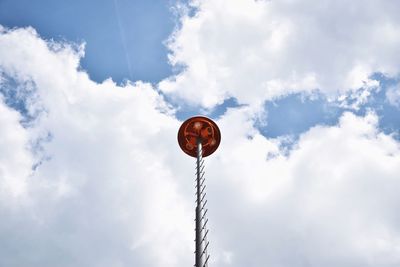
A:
[386,83,400,107]
[160,0,400,109]
[336,79,380,110]
[0,26,194,267]
[0,99,32,200]
[1,6,400,267]
[209,109,400,266]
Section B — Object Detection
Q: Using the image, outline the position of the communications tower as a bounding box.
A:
[178,116,221,267]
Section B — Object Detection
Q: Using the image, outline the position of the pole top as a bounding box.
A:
[178,116,221,158]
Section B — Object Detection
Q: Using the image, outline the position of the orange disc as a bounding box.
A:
[178,116,221,157]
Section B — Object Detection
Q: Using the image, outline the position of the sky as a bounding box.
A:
[0,0,176,83]
[0,0,400,266]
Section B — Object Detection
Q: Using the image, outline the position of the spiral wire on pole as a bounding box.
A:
[195,139,210,267]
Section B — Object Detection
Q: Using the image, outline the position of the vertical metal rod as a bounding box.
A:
[195,138,209,267]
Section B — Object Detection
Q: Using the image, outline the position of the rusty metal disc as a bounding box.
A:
[178,116,221,158]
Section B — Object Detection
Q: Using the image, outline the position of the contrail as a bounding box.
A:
[113,0,134,81]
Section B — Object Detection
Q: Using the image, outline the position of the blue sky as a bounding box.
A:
[0,0,175,83]
[1,1,400,267]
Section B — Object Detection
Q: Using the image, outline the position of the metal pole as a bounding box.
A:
[178,116,220,267]
[195,138,209,267]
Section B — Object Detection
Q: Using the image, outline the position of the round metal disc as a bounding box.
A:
[178,116,221,158]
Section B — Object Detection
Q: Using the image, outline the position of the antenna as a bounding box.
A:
[178,116,221,267]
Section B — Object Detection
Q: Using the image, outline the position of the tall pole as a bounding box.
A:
[177,116,221,267]
[195,139,209,267]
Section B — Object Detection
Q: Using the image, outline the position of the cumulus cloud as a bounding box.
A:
[1,3,400,267]
[160,0,400,108]
[0,99,32,199]
[386,83,400,108]
[0,26,194,267]
[209,109,400,266]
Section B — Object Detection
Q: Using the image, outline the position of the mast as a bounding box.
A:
[195,139,209,267]
[177,116,221,267]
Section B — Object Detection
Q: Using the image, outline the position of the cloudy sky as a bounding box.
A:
[1,0,400,266]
